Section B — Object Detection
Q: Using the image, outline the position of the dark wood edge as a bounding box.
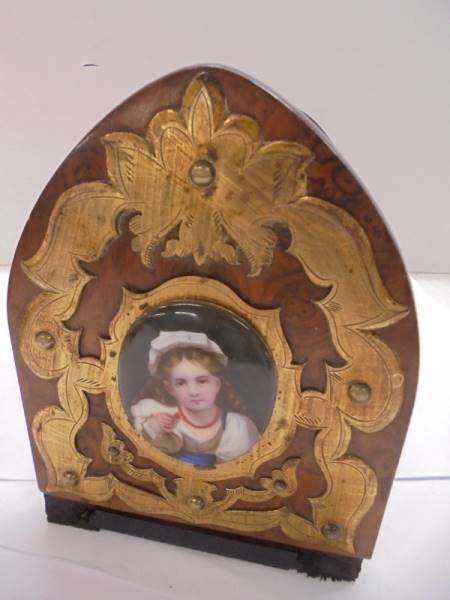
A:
[44,493,362,582]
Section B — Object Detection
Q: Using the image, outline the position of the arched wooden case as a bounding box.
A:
[8,66,418,580]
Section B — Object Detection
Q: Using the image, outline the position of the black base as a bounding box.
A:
[44,494,362,581]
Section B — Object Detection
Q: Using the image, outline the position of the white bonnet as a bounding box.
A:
[148,330,228,374]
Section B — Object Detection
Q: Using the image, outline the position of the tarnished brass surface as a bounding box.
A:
[19,74,408,556]
[348,381,372,403]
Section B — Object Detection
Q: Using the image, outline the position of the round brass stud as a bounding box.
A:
[107,445,121,459]
[188,496,205,511]
[273,479,287,492]
[189,159,215,187]
[348,381,371,403]
[321,523,341,540]
[61,471,79,487]
[35,331,55,350]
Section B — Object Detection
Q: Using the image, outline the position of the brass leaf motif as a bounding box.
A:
[19,73,409,557]
[103,76,313,275]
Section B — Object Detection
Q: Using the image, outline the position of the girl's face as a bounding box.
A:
[163,358,221,412]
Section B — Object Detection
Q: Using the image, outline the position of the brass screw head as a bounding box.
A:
[189,159,215,187]
[188,496,205,511]
[321,523,341,540]
[273,479,287,492]
[348,381,371,403]
[61,471,79,487]
[107,445,121,459]
[35,331,55,350]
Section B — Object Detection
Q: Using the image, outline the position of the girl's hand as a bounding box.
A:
[149,412,178,434]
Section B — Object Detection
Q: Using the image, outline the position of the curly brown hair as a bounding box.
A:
[135,346,245,413]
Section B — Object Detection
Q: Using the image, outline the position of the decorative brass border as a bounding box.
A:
[104,277,298,481]
[18,73,409,556]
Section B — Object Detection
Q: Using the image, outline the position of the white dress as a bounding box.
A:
[130,398,260,462]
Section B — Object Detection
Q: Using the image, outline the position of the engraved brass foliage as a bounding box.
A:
[20,74,407,556]
[103,76,313,275]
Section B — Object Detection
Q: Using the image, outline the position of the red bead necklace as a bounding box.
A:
[177,407,220,429]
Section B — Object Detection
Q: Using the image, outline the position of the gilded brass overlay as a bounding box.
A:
[20,74,408,556]
[105,278,296,481]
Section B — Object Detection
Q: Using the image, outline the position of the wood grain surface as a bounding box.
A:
[7,66,419,558]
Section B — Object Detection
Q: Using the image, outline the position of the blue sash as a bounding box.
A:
[174,450,217,465]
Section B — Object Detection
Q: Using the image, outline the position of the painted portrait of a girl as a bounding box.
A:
[130,330,260,465]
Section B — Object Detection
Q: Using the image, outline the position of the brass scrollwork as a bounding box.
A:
[20,74,407,555]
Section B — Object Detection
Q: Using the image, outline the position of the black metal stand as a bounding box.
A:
[44,494,362,581]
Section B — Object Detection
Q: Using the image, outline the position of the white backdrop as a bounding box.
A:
[1,0,449,272]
